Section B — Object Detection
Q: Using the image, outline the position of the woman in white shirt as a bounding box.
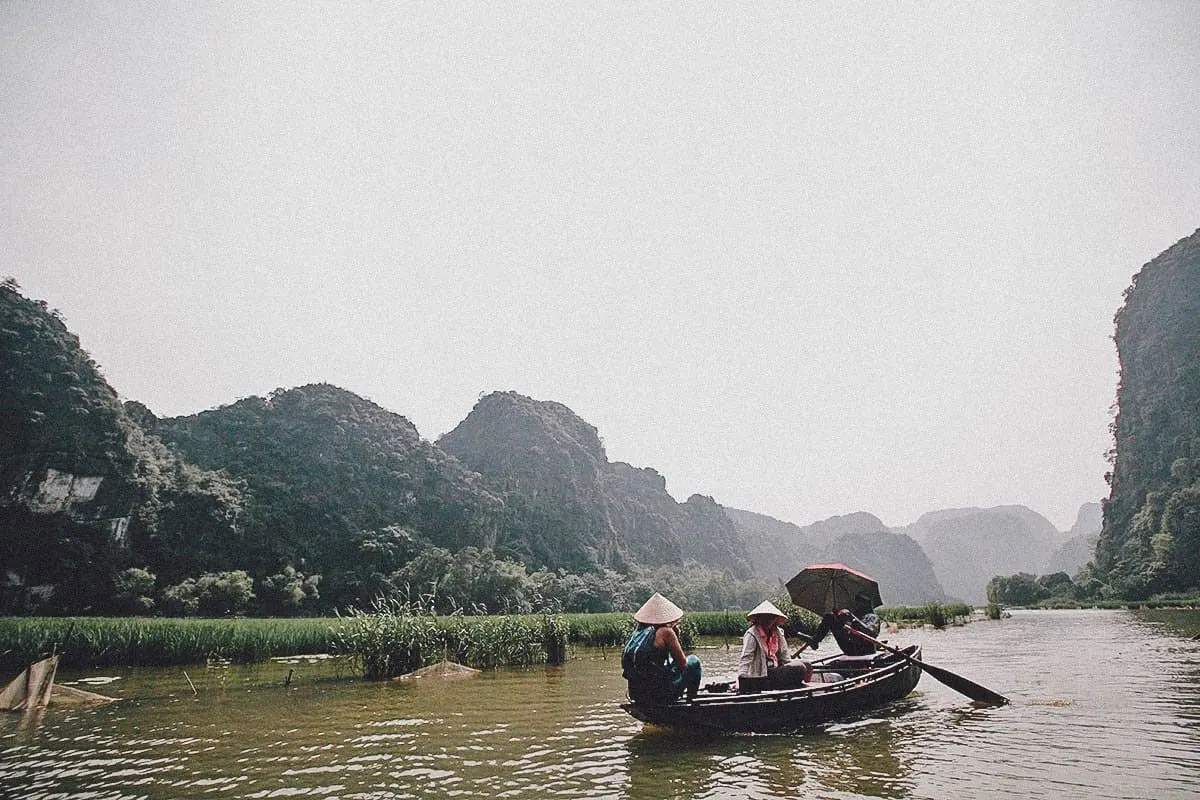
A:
[738,600,811,691]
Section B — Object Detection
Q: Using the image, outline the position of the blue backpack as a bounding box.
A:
[622,626,672,701]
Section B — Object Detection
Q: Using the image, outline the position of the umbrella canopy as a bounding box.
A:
[785,563,882,615]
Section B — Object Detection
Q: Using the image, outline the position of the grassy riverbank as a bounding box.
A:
[0,616,336,672]
[0,602,972,675]
[1131,607,1200,638]
[995,597,1200,611]
[0,614,574,674]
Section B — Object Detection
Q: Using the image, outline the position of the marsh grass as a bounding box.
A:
[559,613,632,647]
[0,602,983,675]
[558,609,756,650]
[877,603,973,627]
[686,611,751,638]
[0,616,337,672]
[332,599,572,678]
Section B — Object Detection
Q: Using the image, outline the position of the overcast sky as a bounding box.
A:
[4,2,1198,531]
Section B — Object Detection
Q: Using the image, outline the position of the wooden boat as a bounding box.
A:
[621,644,923,733]
[0,656,116,712]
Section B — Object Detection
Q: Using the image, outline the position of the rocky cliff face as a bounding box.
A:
[0,280,136,525]
[0,280,244,612]
[439,392,753,578]
[1097,228,1200,597]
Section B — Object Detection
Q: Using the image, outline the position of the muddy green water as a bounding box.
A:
[2,609,1199,799]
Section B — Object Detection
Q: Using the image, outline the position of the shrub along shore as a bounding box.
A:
[0,601,975,677]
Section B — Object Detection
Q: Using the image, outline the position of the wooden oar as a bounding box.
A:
[846,627,1010,706]
[790,631,813,659]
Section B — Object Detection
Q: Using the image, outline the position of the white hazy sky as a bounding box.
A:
[4,2,1199,531]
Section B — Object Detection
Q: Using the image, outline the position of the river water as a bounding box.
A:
[1,609,1199,799]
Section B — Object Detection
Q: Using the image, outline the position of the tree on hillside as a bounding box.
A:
[986,573,1049,606]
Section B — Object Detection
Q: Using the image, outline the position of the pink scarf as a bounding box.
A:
[754,623,780,667]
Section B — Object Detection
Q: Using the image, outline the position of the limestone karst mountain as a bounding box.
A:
[1097,227,1200,598]
[897,505,1067,603]
[438,391,753,578]
[4,275,1126,614]
[1045,502,1102,576]
[725,508,945,605]
[0,279,245,614]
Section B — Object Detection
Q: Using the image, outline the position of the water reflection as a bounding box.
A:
[1,611,1199,799]
[625,730,738,800]
[623,704,917,799]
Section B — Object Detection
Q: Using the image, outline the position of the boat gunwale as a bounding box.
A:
[662,643,919,706]
[620,643,923,730]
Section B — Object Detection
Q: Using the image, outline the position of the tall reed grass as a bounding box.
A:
[332,599,571,679]
[877,603,974,627]
[0,602,979,675]
[559,613,631,647]
[0,617,337,672]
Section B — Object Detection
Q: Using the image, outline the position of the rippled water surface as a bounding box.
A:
[2,609,1199,799]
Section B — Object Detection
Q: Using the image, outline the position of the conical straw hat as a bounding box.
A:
[633,592,684,625]
[746,600,788,623]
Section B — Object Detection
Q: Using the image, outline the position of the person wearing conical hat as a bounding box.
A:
[621,593,702,704]
[738,599,812,691]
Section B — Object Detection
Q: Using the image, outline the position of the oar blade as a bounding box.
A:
[844,625,1010,706]
[918,661,1009,706]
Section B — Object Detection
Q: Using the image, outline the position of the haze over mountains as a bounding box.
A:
[728,503,1097,605]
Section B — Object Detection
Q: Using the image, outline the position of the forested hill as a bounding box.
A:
[0,280,760,614]
[148,384,506,608]
[4,274,1139,615]
[438,391,753,579]
[1097,227,1200,598]
[0,279,246,613]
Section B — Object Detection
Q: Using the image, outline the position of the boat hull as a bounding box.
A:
[621,644,923,733]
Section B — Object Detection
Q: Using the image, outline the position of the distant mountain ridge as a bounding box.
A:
[1,278,1103,613]
[897,505,1070,603]
[1045,502,1102,576]
[720,506,945,606]
[727,508,946,606]
[730,502,1091,605]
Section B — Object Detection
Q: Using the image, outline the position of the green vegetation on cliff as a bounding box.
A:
[1097,229,1200,599]
[1,279,246,615]
[149,384,507,610]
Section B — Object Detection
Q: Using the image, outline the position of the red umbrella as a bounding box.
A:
[785,563,882,615]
